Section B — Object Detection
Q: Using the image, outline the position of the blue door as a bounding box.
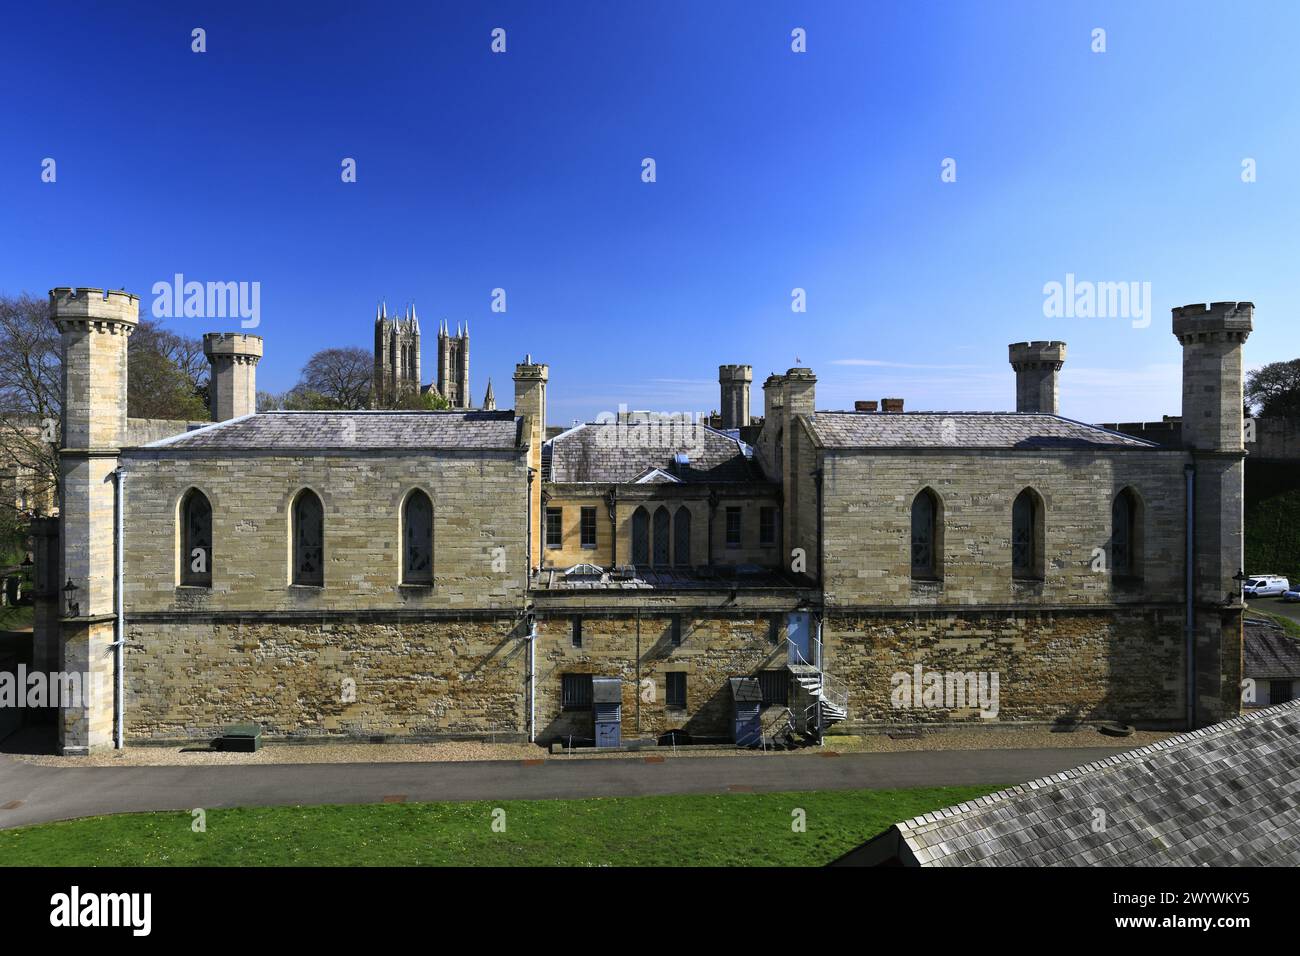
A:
[594,702,621,747]
[735,703,762,747]
[787,612,812,665]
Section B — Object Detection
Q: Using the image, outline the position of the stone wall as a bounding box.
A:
[119,449,529,613]
[820,448,1189,607]
[533,612,791,743]
[125,616,526,741]
[824,608,1186,729]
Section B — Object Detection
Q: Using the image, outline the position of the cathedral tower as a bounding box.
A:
[373,302,421,407]
[438,320,471,408]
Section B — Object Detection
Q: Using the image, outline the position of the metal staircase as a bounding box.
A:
[785,637,849,736]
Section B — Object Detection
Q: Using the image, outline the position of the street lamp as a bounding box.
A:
[62,578,79,617]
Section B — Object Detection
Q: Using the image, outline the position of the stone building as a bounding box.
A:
[30,287,1253,753]
[372,302,421,407]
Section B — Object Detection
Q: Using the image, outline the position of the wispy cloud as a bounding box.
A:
[829,359,982,369]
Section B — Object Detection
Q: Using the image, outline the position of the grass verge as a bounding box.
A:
[0,786,997,867]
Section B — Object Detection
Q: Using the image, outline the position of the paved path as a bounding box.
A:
[0,746,1134,830]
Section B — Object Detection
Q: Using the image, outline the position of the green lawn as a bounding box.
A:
[0,785,996,867]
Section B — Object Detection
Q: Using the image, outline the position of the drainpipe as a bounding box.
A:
[112,467,125,750]
[1184,462,1195,730]
[526,468,535,576]
[526,614,536,743]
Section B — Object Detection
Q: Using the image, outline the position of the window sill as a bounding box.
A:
[288,584,324,591]
[175,584,211,591]
[399,582,434,589]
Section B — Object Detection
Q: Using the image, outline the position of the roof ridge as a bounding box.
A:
[143,413,255,447]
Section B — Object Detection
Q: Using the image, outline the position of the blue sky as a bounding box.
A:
[2,1,1297,425]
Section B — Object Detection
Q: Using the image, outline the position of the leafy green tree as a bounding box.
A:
[1245,359,1300,418]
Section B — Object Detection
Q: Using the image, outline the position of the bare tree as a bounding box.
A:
[0,293,60,522]
[297,347,374,409]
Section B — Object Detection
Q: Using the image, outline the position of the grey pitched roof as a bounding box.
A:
[546,422,761,483]
[841,701,1300,866]
[141,410,521,451]
[809,412,1155,450]
[1245,620,1300,680]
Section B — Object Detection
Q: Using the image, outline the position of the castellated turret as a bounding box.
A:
[718,364,752,429]
[514,356,548,569]
[48,287,140,754]
[203,332,263,421]
[1172,301,1253,452]
[1171,300,1253,727]
[1008,341,1066,414]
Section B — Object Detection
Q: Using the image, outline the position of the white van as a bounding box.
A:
[1243,575,1290,598]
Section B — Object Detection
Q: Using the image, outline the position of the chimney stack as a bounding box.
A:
[880,397,904,413]
[1008,341,1066,414]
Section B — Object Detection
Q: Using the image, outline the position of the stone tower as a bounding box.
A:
[50,287,138,754]
[1008,341,1066,414]
[438,320,471,408]
[373,302,421,407]
[482,379,496,411]
[203,332,263,421]
[1173,301,1252,727]
[514,356,548,569]
[718,364,752,429]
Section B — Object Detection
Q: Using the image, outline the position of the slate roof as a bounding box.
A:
[1245,619,1300,680]
[836,701,1300,866]
[809,412,1155,450]
[546,422,761,483]
[141,410,521,450]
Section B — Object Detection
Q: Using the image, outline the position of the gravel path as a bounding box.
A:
[7,726,1172,767]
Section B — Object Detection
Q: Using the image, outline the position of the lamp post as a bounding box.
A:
[62,578,79,618]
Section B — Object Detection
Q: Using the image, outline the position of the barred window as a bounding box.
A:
[759,670,788,707]
[562,673,592,710]
[1012,488,1043,580]
[911,489,939,579]
[403,490,433,584]
[292,490,324,587]
[181,489,212,587]
[666,672,687,709]
[1111,489,1139,579]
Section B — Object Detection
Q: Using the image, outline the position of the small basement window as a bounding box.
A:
[562,673,592,711]
[666,672,687,709]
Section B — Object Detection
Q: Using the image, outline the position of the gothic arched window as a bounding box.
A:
[181,489,212,587]
[632,506,650,565]
[653,506,671,567]
[403,490,434,584]
[910,488,941,580]
[1111,488,1141,579]
[292,489,325,587]
[674,506,691,566]
[1012,488,1044,581]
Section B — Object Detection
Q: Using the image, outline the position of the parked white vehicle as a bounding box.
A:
[1243,575,1291,598]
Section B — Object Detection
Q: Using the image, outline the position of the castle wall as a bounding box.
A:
[124,616,526,741]
[820,448,1189,608]
[119,450,529,613]
[823,608,1186,729]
